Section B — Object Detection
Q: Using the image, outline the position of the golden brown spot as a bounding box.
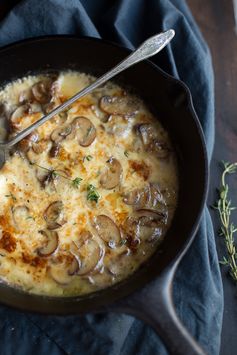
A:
[77,214,86,226]
[0,231,17,252]
[58,147,69,161]
[106,193,120,209]
[129,160,150,180]
[21,252,47,268]
[114,211,128,224]
[53,252,74,266]
[0,212,17,234]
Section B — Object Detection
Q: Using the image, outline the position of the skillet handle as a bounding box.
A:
[109,266,206,355]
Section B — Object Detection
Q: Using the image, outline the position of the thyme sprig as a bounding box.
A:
[87,184,100,203]
[213,161,237,282]
[29,161,82,189]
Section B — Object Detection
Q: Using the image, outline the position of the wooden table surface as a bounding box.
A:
[0,0,236,354]
[187,1,237,354]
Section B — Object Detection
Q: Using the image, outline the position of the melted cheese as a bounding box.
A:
[0,71,178,296]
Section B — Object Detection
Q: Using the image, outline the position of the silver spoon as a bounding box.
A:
[0,29,175,167]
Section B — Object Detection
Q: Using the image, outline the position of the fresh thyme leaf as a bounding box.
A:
[5,193,16,201]
[120,238,127,245]
[124,150,129,158]
[26,216,35,221]
[213,161,237,283]
[72,177,83,188]
[30,162,80,186]
[59,111,68,120]
[51,170,58,178]
[84,155,93,161]
[87,184,100,203]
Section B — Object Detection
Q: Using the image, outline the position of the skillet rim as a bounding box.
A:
[0,35,209,314]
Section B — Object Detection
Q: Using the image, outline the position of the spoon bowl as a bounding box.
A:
[0,29,175,168]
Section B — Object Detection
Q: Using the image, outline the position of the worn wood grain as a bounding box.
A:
[187,0,237,354]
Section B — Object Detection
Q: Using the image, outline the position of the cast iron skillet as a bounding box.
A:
[0,36,208,355]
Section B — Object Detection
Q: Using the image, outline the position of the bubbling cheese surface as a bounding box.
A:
[0,72,178,296]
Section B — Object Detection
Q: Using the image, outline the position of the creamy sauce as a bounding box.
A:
[0,72,178,296]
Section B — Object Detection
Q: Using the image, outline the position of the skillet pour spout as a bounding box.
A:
[0,36,208,355]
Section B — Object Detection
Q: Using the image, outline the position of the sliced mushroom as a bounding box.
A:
[77,239,102,275]
[44,101,58,114]
[44,201,66,230]
[94,215,121,246]
[50,80,59,98]
[37,230,58,256]
[136,123,170,158]
[123,183,166,209]
[71,231,103,275]
[51,169,71,192]
[90,104,110,122]
[50,125,72,143]
[19,89,34,104]
[149,183,166,207]
[123,209,167,246]
[152,141,170,158]
[32,139,51,154]
[36,168,69,191]
[10,104,29,130]
[73,230,92,248]
[123,184,151,207]
[48,253,79,285]
[69,116,96,147]
[32,81,51,104]
[135,209,167,227]
[137,123,153,146]
[49,143,61,158]
[68,256,80,275]
[28,102,42,114]
[100,157,122,190]
[99,96,139,116]
[12,205,30,226]
[17,131,38,153]
[35,168,53,188]
[122,217,140,251]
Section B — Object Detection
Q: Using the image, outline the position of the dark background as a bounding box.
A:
[0,0,236,354]
[186,0,237,354]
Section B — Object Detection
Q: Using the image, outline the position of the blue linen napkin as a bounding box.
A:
[0,1,223,354]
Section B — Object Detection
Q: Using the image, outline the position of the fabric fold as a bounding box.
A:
[0,1,222,354]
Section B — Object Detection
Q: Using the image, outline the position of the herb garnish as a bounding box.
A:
[124,150,129,158]
[51,171,58,178]
[213,161,237,282]
[30,161,82,189]
[72,177,83,189]
[84,155,93,161]
[26,216,35,221]
[5,192,16,201]
[59,111,68,120]
[87,184,100,203]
